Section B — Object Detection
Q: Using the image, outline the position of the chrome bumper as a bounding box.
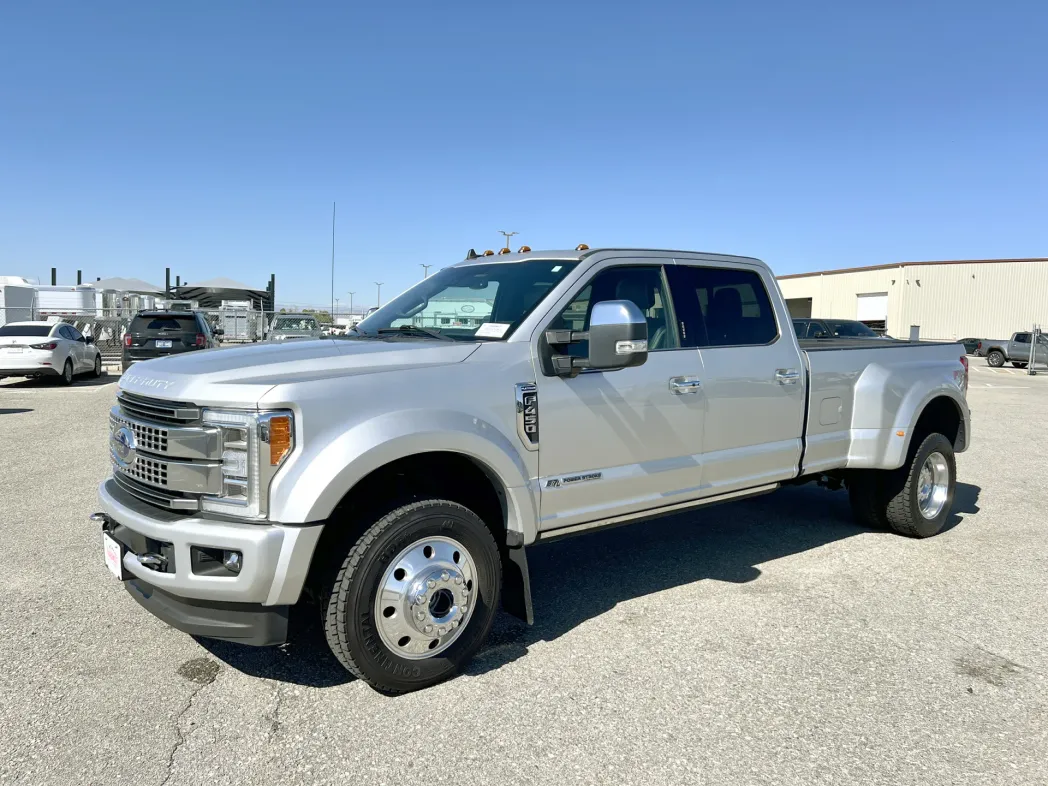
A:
[97,479,323,606]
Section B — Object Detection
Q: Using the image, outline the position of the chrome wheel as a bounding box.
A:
[917,451,949,519]
[374,536,476,660]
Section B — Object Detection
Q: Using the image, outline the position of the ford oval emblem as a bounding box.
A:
[111,425,137,468]
[460,304,475,313]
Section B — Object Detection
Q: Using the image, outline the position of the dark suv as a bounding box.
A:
[122,311,221,372]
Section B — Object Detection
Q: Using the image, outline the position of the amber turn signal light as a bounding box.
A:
[267,416,293,465]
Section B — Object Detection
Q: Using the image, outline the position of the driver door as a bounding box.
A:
[533,259,706,532]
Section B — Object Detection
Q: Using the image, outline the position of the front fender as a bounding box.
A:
[268,408,537,534]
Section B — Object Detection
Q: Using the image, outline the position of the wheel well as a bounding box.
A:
[912,396,964,452]
[304,452,508,598]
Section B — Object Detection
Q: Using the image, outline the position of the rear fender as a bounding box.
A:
[847,362,969,470]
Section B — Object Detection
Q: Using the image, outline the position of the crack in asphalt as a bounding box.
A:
[266,682,287,740]
[160,663,220,786]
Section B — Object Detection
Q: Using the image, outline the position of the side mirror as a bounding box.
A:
[84,335,94,344]
[545,299,648,377]
[214,327,224,336]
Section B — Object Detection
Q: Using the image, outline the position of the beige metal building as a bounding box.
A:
[777,257,1048,340]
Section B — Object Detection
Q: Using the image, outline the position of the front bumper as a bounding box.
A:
[123,577,291,646]
[97,479,324,640]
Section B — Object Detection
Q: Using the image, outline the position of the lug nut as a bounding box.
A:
[451,620,459,629]
[438,626,447,635]
[427,579,436,588]
[424,625,433,633]
[416,611,425,621]
[441,570,450,581]
[454,576,462,585]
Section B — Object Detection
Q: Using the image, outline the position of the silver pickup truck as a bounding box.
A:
[96,247,971,693]
[982,332,1047,368]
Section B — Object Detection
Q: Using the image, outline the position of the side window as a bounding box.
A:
[549,266,677,355]
[667,266,778,348]
[58,325,76,341]
[807,321,827,338]
[66,325,83,341]
[792,320,807,339]
[1015,333,1030,343]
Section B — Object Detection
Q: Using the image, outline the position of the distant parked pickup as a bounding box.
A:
[981,332,1047,368]
[94,247,971,693]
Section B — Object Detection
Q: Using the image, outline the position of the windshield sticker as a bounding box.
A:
[475,322,510,338]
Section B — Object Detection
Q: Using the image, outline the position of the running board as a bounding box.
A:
[535,483,780,543]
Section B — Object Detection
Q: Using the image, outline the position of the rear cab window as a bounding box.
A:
[666,265,778,347]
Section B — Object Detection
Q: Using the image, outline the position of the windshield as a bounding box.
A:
[826,320,878,337]
[273,316,319,331]
[355,260,578,340]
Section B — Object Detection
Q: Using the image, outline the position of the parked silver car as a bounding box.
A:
[267,313,322,341]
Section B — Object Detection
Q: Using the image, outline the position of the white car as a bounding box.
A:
[0,321,103,384]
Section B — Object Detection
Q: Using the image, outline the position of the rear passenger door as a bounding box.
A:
[666,260,806,495]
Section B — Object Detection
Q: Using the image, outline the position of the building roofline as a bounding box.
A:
[777,257,1048,280]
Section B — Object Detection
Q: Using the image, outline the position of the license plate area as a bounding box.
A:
[103,532,127,580]
[155,340,173,349]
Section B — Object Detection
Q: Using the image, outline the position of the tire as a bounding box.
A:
[92,354,102,377]
[1012,362,1027,369]
[322,499,502,694]
[59,359,74,386]
[882,433,956,538]
[848,472,888,530]
[986,350,1005,367]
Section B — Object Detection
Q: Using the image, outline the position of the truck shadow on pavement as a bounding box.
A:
[199,481,980,689]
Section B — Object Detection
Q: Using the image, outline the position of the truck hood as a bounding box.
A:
[118,338,479,407]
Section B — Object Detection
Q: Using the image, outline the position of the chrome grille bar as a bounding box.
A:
[117,391,200,425]
[110,408,219,460]
[113,472,200,512]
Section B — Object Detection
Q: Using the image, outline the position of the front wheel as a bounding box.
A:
[322,499,501,694]
[986,350,1005,367]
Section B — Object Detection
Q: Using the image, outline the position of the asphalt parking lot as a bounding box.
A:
[1,365,1046,786]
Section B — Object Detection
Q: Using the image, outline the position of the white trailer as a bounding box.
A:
[34,285,99,317]
[0,279,38,327]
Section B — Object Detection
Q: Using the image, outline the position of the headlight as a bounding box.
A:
[200,409,294,518]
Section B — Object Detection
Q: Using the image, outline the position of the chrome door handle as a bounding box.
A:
[775,368,800,385]
[669,376,702,394]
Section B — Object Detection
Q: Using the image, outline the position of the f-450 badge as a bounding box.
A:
[514,382,539,451]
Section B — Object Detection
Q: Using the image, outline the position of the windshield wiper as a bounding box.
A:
[375,325,454,341]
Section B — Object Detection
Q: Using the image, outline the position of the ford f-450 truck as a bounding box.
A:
[96,247,970,693]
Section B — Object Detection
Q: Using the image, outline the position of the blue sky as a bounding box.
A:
[1,1,1045,310]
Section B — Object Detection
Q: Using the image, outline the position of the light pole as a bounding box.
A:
[375,282,384,308]
[347,291,355,315]
[498,230,518,251]
[420,263,432,279]
[334,298,339,318]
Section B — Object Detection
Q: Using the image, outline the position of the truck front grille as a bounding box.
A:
[110,414,168,453]
[119,456,170,486]
[118,392,200,425]
[113,472,200,511]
